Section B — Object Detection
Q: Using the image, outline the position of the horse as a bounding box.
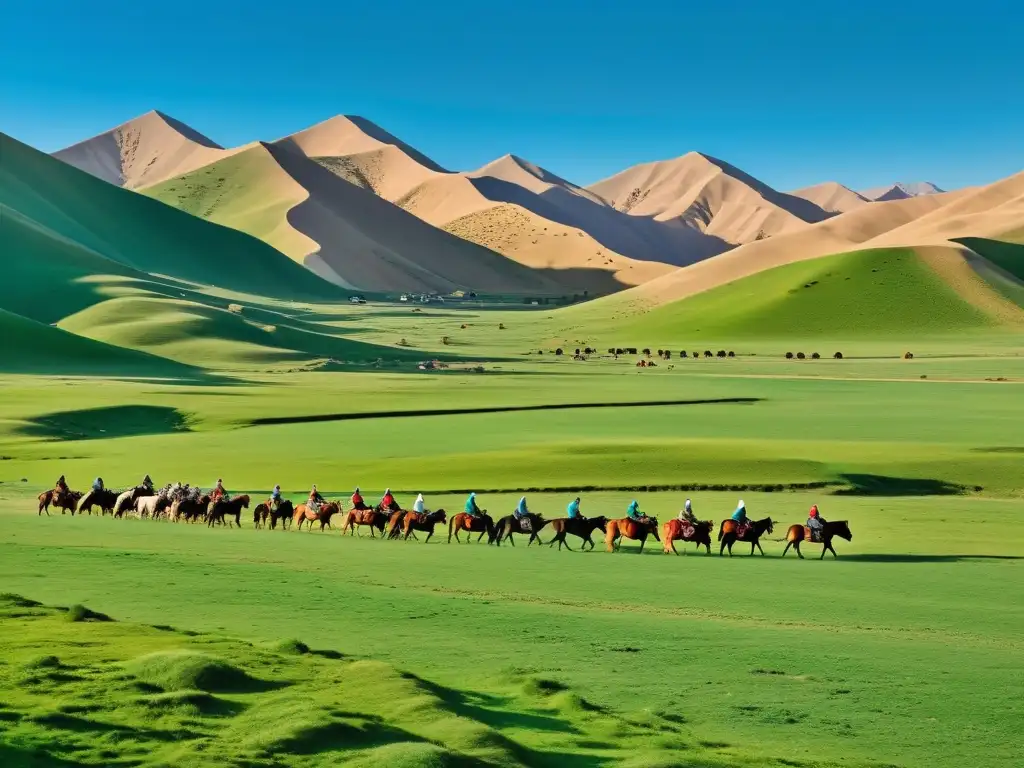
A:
[294,501,341,532]
[136,495,170,520]
[339,507,388,537]
[207,495,250,528]
[492,513,549,546]
[254,502,270,529]
[270,499,293,529]
[37,489,81,516]
[782,520,853,559]
[662,518,715,555]
[171,495,211,524]
[113,485,153,518]
[400,510,447,543]
[447,511,494,543]
[546,516,608,551]
[718,517,774,556]
[77,488,119,516]
[605,516,660,553]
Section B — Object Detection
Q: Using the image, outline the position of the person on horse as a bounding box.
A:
[567,496,583,520]
[627,500,644,522]
[211,479,227,502]
[141,474,154,492]
[308,484,325,512]
[514,496,530,519]
[807,504,826,542]
[731,500,750,533]
[55,475,69,495]
[413,493,427,515]
[679,498,698,524]
[351,487,369,511]
[92,477,105,492]
[381,488,399,513]
[270,484,283,509]
[465,492,482,517]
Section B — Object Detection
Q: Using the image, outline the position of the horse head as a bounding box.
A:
[760,517,775,535]
[433,509,447,523]
[831,520,852,541]
[592,516,608,533]
[238,494,250,508]
[647,516,661,540]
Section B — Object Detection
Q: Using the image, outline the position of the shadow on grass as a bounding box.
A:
[0,743,90,767]
[839,554,1024,563]
[834,474,971,496]
[16,405,191,441]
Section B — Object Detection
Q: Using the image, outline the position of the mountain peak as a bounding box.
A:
[861,181,945,201]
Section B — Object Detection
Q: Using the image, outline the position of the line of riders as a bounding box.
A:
[44,474,851,558]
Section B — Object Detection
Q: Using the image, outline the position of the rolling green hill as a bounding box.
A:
[573,246,1023,342]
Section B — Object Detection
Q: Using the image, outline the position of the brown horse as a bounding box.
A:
[493,513,549,546]
[77,488,119,516]
[400,510,447,543]
[269,500,293,529]
[294,501,341,532]
[546,516,608,551]
[254,502,270,529]
[718,517,774,556]
[605,516,660,553]
[38,489,82,516]
[172,495,211,523]
[782,520,853,559]
[340,507,388,537]
[206,494,250,528]
[662,519,715,555]
[447,511,494,543]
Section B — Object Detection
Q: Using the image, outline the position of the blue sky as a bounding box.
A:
[3,0,1021,191]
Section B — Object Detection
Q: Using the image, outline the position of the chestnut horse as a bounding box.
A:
[400,510,447,543]
[492,514,549,546]
[662,519,714,555]
[293,501,341,532]
[207,494,250,528]
[77,488,119,516]
[605,516,660,553]
[38,489,81,516]
[447,512,494,543]
[546,516,608,551]
[718,517,774,556]
[254,502,270,529]
[339,507,388,537]
[172,495,211,523]
[782,520,853,559]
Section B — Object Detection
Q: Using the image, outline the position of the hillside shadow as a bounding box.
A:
[17,405,190,441]
[838,554,1024,564]
[834,474,969,496]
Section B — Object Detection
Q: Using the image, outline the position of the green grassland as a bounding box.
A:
[3,129,1024,766]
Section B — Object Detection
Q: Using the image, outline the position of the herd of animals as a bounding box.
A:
[36,479,853,559]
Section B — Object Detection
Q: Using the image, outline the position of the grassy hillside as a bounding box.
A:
[593,247,1014,341]
[1,133,341,305]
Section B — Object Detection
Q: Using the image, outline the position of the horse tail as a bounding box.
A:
[717,522,724,542]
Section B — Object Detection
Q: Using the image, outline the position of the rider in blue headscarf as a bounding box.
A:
[514,496,529,519]
[465,492,481,516]
[567,497,582,519]
[627,500,642,520]
[731,500,749,524]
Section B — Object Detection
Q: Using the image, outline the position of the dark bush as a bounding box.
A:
[796,352,806,360]
[785,352,794,359]
[537,350,544,355]
[811,352,821,359]
[584,347,593,355]
[904,352,914,360]
[704,350,713,358]
[615,348,625,355]
[626,347,637,355]
[663,350,671,359]
[642,348,651,356]
[693,352,700,359]
[575,348,581,355]
[555,348,563,356]
[833,352,843,359]
[716,350,727,358]
[679,351,687,358]
[608,348,615,354]
[498,323,505,330]
[727,351,735,358]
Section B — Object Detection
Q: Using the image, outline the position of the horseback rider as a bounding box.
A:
[141,474,154,492]
[211,479,227,502]
[465,492,482,517]
[679,498,698,525]
[514,496,530,519]
[413,493,427,516]
[807,504,826,542]
[567,496,583,520]
[92,477,105,492]
[381,488,399,513]
[55,475,69,496]
[731,500,750,534]
[308,484,325,512]
[270,484,283,509]
[626,499,644,522]
[351,487,369,511]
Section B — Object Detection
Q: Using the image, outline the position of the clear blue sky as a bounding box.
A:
[3,0,1021,191]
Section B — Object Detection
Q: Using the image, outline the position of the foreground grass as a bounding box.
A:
[2,493,1022,767]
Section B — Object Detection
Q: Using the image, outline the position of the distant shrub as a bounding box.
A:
[441,336,451,345]
[679,351,687,358]
[65,604,110,623]
[785,352,794,359]
[704,350,713,358]
[626,347,637,354]
[642,348,651,357]
[608,348,616,354]
[584,347,593,355]
[397,338,410,347]
[904,352,914,360]
[796,352,806,360]
[575,348,581,355]
[692,352,700,359]
[555,348,563,356]
[127,651,256,693]
[460,323,468,329]
[811,352,820,359]
[727,351,735,358]
[663,350,671,359]
[498,323,506,330]
[615,348,625,355]
[656,349,664,357]
[716,350,727,358]
[537,350,544,355]
[833,352,843,359]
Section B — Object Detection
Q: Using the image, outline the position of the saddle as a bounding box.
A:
[735,521,752,538]
[518,516,533,532]
[804,526,823,543]
[679,521,696,539]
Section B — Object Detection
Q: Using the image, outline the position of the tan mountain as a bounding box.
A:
[52,110,227,189]
[790,182,870,213]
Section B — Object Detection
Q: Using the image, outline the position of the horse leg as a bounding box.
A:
[424,530,433,544]
[670,539,679,555]
[476,530,486,543]
[782,541,792,557]
[638,535,647,553]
